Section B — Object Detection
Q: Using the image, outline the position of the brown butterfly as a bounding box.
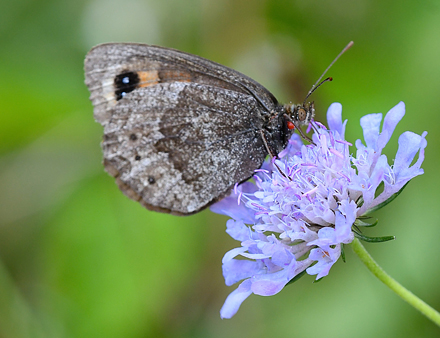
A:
[84,42,352,215]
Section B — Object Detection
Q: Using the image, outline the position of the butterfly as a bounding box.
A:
[84,42,351,215]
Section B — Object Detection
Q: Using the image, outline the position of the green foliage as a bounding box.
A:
[0,0,439,337]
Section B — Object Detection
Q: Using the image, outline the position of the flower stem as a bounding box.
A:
[351,238,440,326]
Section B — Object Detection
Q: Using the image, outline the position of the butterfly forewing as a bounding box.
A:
[85,43,277,215]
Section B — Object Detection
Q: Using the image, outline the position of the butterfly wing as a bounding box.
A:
[84,43,278,215]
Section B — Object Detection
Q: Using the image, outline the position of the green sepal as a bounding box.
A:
[357,215,373,220]
[354,218,378,227]
[285,268,308,287]
[356,195,364,208]
[354,231,395,243]
[341,244,346,262]
[313,276,325,283]
[363,182,410,215]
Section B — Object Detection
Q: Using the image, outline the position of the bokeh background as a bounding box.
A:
[1,0,439,337]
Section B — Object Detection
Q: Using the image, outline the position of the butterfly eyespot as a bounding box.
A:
[135,155,141,161]
[130,133,137,141]
[114,71,140,100]
[148,176,156,184]
[287,121,295,130]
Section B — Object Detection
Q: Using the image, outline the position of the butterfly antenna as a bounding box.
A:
[302,41,354,106]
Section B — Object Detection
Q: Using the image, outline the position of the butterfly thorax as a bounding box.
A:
[262,106,293,156]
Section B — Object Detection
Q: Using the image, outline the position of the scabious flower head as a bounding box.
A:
[211,102,427,319]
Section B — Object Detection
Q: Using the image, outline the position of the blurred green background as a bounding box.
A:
[1,0,439,337]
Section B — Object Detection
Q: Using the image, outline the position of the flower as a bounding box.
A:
[210,102,427,319]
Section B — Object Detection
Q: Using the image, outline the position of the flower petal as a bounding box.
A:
[210,182,257,223]
[393,130,427,180]
[251,258,297,296]
[376,101,405,153]
[220,279,253,319]
[307,246,341,279]
[251,273,289,296]
[223,258,263,286]
[222,247,248,264]
[225,219,250,242]
[327,102,344,136]
[360,113,382,150]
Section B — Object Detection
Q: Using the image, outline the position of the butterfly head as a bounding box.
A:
[284,102,315,128]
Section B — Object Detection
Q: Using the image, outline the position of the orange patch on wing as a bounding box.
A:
[137,70,193,88]
[159,70,192,82]
[138,71,160,88]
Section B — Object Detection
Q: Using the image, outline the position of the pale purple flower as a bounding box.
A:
[211,102,427,319]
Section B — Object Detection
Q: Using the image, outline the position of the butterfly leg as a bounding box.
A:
[283,113,316,145]
[259,129,277,158]
[259,129,291,181]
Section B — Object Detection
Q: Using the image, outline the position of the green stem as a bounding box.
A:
[351,238,440,326]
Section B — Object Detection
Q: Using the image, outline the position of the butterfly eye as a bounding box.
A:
[148,176,156,184]
[297,108,307,122]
